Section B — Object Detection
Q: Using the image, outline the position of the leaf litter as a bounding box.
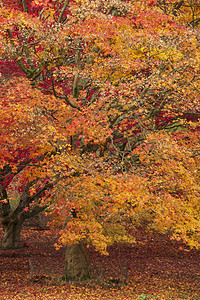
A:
[0,225,199,299]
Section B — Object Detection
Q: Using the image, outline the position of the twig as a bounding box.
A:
[28,258,35,278]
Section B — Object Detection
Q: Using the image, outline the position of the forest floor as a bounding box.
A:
[0,223,199,300]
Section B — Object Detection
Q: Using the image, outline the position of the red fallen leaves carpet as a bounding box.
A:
[0,225,199,299]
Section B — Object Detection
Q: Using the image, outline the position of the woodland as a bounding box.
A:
[0,0,200,299]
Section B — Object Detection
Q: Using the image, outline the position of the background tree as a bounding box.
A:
[0,0,199,278]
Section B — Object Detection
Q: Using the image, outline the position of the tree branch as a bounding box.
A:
[21,0,29,13]
[57,0,70,23]
[50,74,81,110]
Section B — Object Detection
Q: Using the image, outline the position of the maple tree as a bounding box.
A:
[0,0,199,280]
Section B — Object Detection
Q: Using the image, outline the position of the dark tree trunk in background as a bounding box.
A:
[64,242,91,280]
[0,184,24,249]
[34,212,48,229]
[24,212,48,229]
[1,218,23,249]
[0,179,49,249]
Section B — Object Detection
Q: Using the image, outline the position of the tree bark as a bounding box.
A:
[1,218,23,249]
[25,212,48,229]
[64,242,91,280]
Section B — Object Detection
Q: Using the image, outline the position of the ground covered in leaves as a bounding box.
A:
[0,224,199,299]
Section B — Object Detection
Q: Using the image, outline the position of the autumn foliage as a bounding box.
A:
[0,0,199,254]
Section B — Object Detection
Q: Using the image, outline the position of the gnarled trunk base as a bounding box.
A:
[64,242,91,280]
[1,220,23,249]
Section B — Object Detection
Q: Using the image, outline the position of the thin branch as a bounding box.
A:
[38,8,45,20]
[50,74,81,110]
[57,0,70,23]
[7,29,29,76]
[21,0,29,13]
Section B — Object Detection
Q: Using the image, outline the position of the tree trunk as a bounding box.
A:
[24,212,48,229]
[34,212,48,229]
[64,242,91,280]
[1,219,23,249]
